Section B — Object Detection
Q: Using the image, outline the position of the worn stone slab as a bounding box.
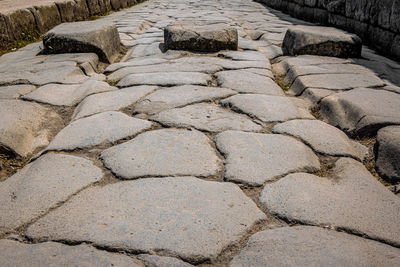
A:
[260,158,400,246]
[375,126,400,183]
[117,72,211,87]
[302,88,335,104]
[215,70,283,95]
[135,85,236,114]
[221,94,313,123]
[0,85,36,99]
[164,22,238,52]
[320,88,400,136]
[46,111,153,151]
[128,43,163,58]
[105,58,168,73]
[0,240,142,267]
[101,129,221,179]
[151,103,261,132]
[43,20,121,63]
[215,131,320,186]
[0,153,102,233]
[218,51,265,61]
[230,226,400,267]
[72,86,157,120]
[172,56,271,70]
[137,254,193,267]
[23,80,116,106]
[0,100,63,157]
[26,177,266,264]
[273,120,368,160]
[282,26,362,58]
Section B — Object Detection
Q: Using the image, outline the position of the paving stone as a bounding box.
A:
[46,112,153,151]
[215,131,320,186]
[218,51,266,61]
[260,158,400,246]
[282,26,362,58]
[135,85,236,114]
[117,72,211,87]
[105,58,168,73]
[258,44,282,59]
[240,68,274,78]
[22,80,116,106]
[164,22,238,52]
[230,226,400,267]
[0,85,36,99]
[0,240,142,267]
[383,85,400,94]
[273,120,368,160]
[172,56,271,70]
[151,103,261,132]
[43,20,121,63]
[72,86,157,120]
[26,177,266,264]
[101,129,221,179]
[221,94,313,123]
[302,88,335,104]
[375,126,400,183]
[0,100,63,157]
[215,70,283,95]
[0,154,103,233]
[137,254,194,267]
[320,88,400,136]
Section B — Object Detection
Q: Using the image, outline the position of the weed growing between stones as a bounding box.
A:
[275,78,290,91]
[0,30,41,56]
[0,153,28,182]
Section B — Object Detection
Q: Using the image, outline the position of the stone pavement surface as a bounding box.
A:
[0,0,400,266]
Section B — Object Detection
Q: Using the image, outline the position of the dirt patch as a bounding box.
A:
[0,153,28,182]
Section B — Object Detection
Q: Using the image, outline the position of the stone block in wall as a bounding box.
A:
[392,35,400,58]
[86,0,109,16]
[313,8,329,24]
[6,9,37,41]
[391,0,400,32]
[327,0,345,14]
[345,0,372,23]
[56,0,88,22]
[0,14,9,46]
[304,0,318,7]
[368,25,396,52]
[29,4,62,33]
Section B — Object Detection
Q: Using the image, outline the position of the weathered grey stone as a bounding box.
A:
[105,58,168,73]
[230,226,400,267]
[26,177,266,264]
[172,56,271,70]
[164,22,238,52]
[137,254,194,267]
[128,43,163,58]
[43,20,121,63]
[273,119,368,160]
[117,72,211,87]
[0,85,36,99]
[72,86,157,120]
[0,100,63,157]
[215,70,283,95]
[375,126,400,183]
[302,88,335,104]
[150,103,262,132]
[0,240,142,267]
[101,129,221,179]
[218,51,266,61]
[135,85,236,114]
[320,88,400,136]
[221,94,313,123]
[0,154,103,233]
[282,25,362,58]
[46,112,153,151]
[215,131,320,186]
[260,158,400,246]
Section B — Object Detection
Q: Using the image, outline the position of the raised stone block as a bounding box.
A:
[164,22,238,52]
[43,20,120,63]
[375,126,400,183]
[282,25,362,58]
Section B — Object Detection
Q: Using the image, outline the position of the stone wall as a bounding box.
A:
[256,0,400,59]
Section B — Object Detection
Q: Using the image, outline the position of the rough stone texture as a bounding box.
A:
[218,51,266,61]
[216,131,320,186]
[260,158,400,246]
[172,56,271,70]
[0,85,36,99]
[282,25,362,58]
[230,226,400,267]
[46,112,153,151]
[164,22,238,52]
[0,240,142,267]
[101,129,221,179]
[0,153,103,233]
[320,88,400,136]
[375,126,400,183]
[43,20,121,63]
[137,254,194,267]
[0,100,63,157]
[273,119,368,160]
[26,177,266,264]
[117,72,211,87]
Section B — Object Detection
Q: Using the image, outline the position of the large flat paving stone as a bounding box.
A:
[218,51,266,61]
[215,131,320,186]
[105,58,168,73]
[260,158,400,246]
[137,254,194,267]
[320,88,400,136]
[26,177,266,264]
[101,129,221,179]
[172,56,271,70]
[117,72,211,87]
[273,120,368,160]
[221,94,313,123]
[0,85,36,99]
[0,240,142,267]
[46,112,153,151]
[375,126,400,183]
[0,100,63,157]
[72,86,157,120]
[150,103,261,133]
[215,70,283,95]
[230,226,400,267]
[0,154,103,234]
